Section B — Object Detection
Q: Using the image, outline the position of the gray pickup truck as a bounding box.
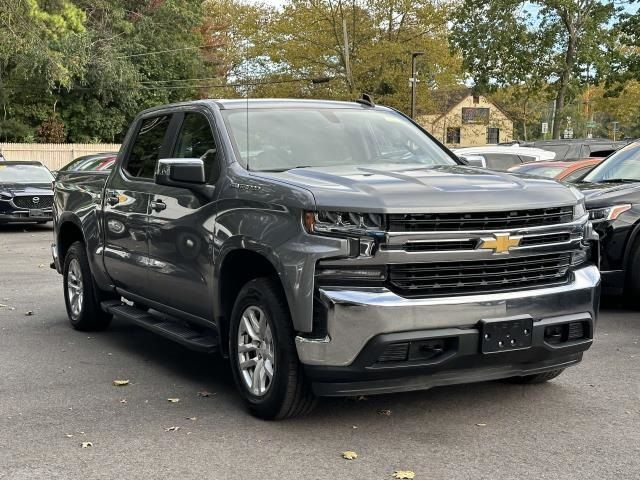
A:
[52,99,600,419]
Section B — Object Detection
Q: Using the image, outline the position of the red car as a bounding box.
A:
[508,158,604,182]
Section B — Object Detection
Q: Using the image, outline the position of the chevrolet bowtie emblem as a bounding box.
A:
[479,233,522,253]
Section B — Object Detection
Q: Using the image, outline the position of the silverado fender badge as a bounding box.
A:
[230,182,261,192]
[478,233,522,253]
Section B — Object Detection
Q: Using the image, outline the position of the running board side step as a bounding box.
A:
[101,301,218,353]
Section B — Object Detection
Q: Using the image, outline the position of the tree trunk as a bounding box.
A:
[552,18,578,139]
[522,97,528,141]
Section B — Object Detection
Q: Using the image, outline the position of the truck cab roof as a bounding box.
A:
[137,98,387,117]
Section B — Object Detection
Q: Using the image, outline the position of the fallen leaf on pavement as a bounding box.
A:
[81,442,93,448]
[393,471,415,479]
[25,311,33,316]
[347,395,368,401]
[38,264,45,268]
[186,417,197,421]
[167,398,180,403]
[113,380,129,386]
[342,451,358,460]
[65,434,74,438]
[197,391,214,397]
[377,409,392,416]
[164,426,180,432]
[475,423,487,427]
[120,399,127,404]
[0,304,6,308]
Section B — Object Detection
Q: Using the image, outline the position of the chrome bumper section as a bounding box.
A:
[295,264,600,367]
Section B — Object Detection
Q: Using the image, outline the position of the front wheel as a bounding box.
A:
[229,277,316,420]
[625,239,640,308]
[63,241,113,331]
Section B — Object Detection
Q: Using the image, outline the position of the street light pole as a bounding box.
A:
[410,52,425,119]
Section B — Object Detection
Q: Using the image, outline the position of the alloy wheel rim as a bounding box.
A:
[67,258,83,318]
[237,305,275,397]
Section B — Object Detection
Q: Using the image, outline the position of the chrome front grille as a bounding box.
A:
[388,253,573,297]
[315,205,588,299]
[12,195,53,209]
[388,207,574,232]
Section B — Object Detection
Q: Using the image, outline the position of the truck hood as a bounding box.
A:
[576,180,640,209]
[255,164,580,213]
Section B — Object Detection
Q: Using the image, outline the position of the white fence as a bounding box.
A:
[0,143,121,170]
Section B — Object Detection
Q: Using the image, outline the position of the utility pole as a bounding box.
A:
[612,121,619,141]
[342,19,354,93]
[410,52,425,119]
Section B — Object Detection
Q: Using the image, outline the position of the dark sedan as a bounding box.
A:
[0,161,55,224]
[575,141,640,298]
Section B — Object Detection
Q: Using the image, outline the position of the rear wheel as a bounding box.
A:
[506,368,565,384]
[229,277,316,420]
[63,241,114,331]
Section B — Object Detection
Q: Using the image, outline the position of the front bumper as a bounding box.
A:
[296,264,600,395]
[0,210,52,223]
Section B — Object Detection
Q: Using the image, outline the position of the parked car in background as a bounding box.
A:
[509,158,604,182]
[454,146,555,170]
[575,141,640,298]
[52,98,599,419]
[57,152,118,174]
[0,161,54,224]
[522,139,630,161]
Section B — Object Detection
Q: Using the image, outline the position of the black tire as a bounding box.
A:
[229,277,316,420]
[625,239,640,307]
[506,368,565,384]
[63,241,114,331]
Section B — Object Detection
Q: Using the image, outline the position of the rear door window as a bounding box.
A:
[124,115,172,179]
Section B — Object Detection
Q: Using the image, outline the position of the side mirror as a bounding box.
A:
[155,158,215,200]
[155,158,206,186]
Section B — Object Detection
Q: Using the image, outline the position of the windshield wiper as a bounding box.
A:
[602,178,640,183]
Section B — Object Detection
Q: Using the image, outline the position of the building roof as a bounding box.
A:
[423,88,512,125]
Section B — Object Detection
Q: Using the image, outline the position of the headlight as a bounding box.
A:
[587,204,632,223]
[573,200,587,220]
[0,192,12,200]
[304,211,384,236]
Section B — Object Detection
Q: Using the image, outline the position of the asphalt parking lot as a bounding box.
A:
[1,225,639,480]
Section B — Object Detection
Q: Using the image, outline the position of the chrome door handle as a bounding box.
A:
[150,199,166,212]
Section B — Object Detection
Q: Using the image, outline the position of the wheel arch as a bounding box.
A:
[216,248,290,355]
[57,214,85,267]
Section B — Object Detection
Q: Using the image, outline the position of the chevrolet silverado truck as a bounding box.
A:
[52,99,600,419]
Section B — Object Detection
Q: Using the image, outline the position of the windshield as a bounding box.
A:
[0,164,54,184]
[62,155,116,172]
[583,142,640,183]
[222,108,456,171]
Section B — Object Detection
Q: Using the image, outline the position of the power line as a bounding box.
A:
[0,76,336,92]
[115,45,212,59]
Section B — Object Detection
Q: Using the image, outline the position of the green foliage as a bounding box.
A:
[0,0,636,143]
[0,119,33,142]
[450,0,618,138]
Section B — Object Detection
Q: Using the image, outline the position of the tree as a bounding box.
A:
[241,0,463,113]
[450,0,617,139]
